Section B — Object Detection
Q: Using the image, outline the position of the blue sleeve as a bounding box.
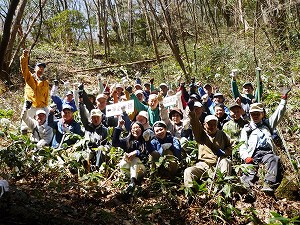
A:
[51,95,63,112]
[112,127,127,149]
[147,139,163,156]
[121,112,132,132]
[136,78,141,85]
[171,137,182,160]
[73,122,83,136]
[198,86,206,97]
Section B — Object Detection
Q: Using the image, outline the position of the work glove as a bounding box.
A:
[245,157,253,164]
[201,94,209,103]
[216,149,225,157]
[142,129,151,142]
[125,86,133,94]
[150,78,154,84]
[161,143,172,151]
[25,100,32,109]
[280,86,291,100]
[187,100,194,111]
[230,69,238,79]
[78,83,84,91]
[121,106,126,113]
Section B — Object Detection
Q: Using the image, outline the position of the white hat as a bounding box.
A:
[249,103,264,113]
[134,90,144,96]
[136,111,149,121]
[35,109,46,116]
[194,101,203,108]
[204,115,218,123]
[90,109,103,118]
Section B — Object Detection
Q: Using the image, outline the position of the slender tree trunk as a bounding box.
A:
[107,0,121,44]
[140,0,160,63]
[147,0,188,79]
[128,0,134,46]
[84,0,94,60]
[0,0,21,86]
[3,0,27,74]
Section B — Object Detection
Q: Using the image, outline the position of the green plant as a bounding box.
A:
[268,212,300,225]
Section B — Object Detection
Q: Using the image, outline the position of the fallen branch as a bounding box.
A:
[69,55,171,73]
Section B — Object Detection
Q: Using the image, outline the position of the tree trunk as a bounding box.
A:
[3,0,28,74]
[107,0,121,44]
[84,0,95,60]
[128,0,134,46]
[140,0,160,63]
[0,0,21,86]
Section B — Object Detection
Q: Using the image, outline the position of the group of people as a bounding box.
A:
[19,49,291,197]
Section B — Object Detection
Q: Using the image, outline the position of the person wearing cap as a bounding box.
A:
[146,121,182,177]
[48,104,83,148]
[214,103,231,130]
[223,103,248,143]
[111,83,125,103]
[50,81,77,113]
[206,92,230,116]
[143,80,154,103]
[20,49,49,134]
[238,87,290,192]
[184,110,233,188]
[79,108,109,171]
[136,111,152,131]
[21,103,53,148]
[160,104,191,140]
[197,82,214,100]
[159,83,169,97]
[231,70,263,120]
[112,120,149,194]
[134,90,147,105]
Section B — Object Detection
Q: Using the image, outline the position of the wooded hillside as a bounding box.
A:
[0,0,300,224]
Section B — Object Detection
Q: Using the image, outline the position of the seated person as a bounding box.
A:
[184,109,232,188]
[112,120,149,194]
[50,80,77,112]
[80,107,109,170]
[146,121,182,177]
[239,88,289,192]
[48,104,83,148]
[160,105,191,140]
[21,100,53,148]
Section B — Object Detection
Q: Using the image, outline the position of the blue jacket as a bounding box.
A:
[112,127,149,162]
[48,113,83,148]
[147,133,182,160]
[51,95,77,112]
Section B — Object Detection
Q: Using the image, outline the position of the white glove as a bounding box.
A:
[143,129,151,141]
[161,143,172,151]
[201,94,209,103]
[230,69,238,78]
[121,105,126,113]
[50,85,58,96]
[182,119,190,130]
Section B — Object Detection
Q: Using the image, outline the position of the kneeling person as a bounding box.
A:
[184,114,232,188]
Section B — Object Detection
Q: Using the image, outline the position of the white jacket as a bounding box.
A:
[239,99,287,160]
[21,109,53,148]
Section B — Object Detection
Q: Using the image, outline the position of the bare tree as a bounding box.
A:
[0,0,21,86]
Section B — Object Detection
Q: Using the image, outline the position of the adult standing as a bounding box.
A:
[20,49,49,134]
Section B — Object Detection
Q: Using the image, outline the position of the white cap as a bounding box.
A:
[35,109,46,115]
[204,115,218,123]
